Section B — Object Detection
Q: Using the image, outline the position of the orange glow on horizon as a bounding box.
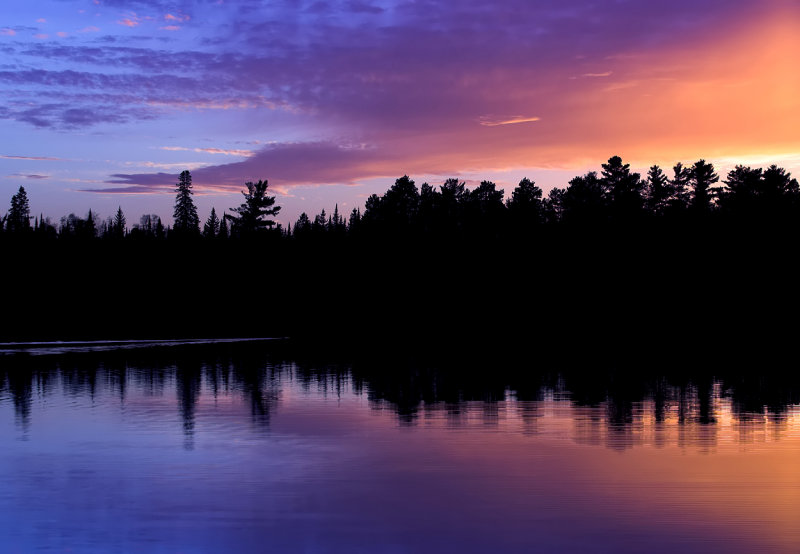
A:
[370,10,800,182]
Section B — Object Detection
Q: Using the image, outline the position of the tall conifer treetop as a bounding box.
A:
[203,207,221,238]
[7,185,31,233]
[173,170,200,235]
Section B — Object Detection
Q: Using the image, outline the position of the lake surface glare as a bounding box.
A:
[1,342,799,553]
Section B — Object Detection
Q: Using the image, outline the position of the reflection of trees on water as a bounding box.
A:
[1,358,60,433]
[175,362,202,449]
[724,372,800,422]
[3,364,34,431]
[345,359,800,449]
[344,359,516,425]
[204,360,231,401]
[230,356,282,428]
[0,345,289,439]
[3,346,800,449]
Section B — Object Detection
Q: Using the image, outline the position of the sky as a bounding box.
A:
[1,0,799,227]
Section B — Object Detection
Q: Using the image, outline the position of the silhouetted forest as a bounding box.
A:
[2,156,799,346]
[4,157,799,243]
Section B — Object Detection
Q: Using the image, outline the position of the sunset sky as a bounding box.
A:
[1,0,799,226]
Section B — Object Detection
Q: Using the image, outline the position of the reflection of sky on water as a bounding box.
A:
[1,357,800,553]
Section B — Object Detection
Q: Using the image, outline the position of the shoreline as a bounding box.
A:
[0,336,287,356]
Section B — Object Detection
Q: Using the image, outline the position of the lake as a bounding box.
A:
[1,339,799,553]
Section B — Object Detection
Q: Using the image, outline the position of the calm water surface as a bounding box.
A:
[1,342,799,553]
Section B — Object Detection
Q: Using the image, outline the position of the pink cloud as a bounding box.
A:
[479,116,541,127]
[195,148,254,156]
[78,26,100,33]
[159,25,180,31]
[158,146,254,156]
[0,28,16,36]
[116,13,145,28]
[34,33,49,39]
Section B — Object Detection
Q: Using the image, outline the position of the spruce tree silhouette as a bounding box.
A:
[313,209,327,234]
[218,213,229,239]
[293,212,312,238]
[85,209,97,239]
[330,204,346,235]
[203,207,221,238]
[173,170,200,236]
[348,207,361,233]
[113,206,126,238]
[6,186,31,234]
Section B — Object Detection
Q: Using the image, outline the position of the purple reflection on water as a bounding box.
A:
[1,351,799,553]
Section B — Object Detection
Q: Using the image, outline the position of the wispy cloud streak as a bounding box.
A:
[1,154,63,160]
[9,173,49,179]
[479,116,541,127]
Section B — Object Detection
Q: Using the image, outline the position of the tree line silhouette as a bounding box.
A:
[2,157,799,242]
[2,155,799,344]
[1,170,281,241]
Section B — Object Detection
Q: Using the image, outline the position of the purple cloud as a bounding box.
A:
[1,155,62,160]
[9,173,49,179]
[101,141,390,193]
[8,102,157,129]
[81,185,170,194]
[2,0,766,133]
[5,0,797,212]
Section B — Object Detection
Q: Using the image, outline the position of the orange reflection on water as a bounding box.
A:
[393,387,800,552]
[5,358,800,553]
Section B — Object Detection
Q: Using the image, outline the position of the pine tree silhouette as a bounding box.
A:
[203,207,221,238]
[227,180,280,236]
[7,186,31,234]
[173,170,200,236]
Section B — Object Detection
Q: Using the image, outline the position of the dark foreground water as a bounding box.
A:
[1,340,799,553]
